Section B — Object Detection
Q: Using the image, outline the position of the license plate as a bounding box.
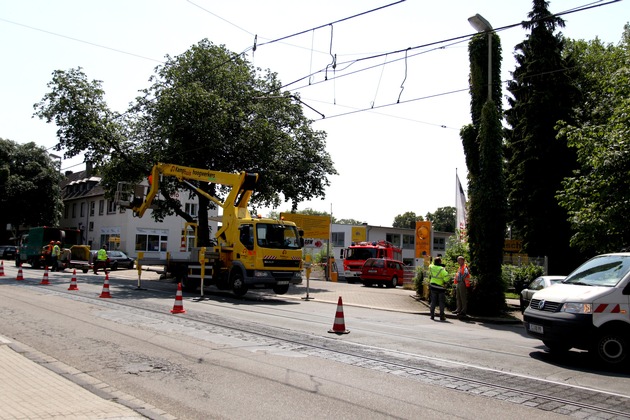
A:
[528,323,544,334]
[277,281,289,285]
[368,269,377,273]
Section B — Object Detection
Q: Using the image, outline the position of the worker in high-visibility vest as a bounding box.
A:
[453,256,471,319]
[51,241,61,272]
[93,245,109,274]
[428,257,450,321]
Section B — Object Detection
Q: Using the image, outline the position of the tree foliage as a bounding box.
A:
[392,211,423,229]
[0,139,63,241]
[556,26,630,254]
[504,0,581,273]
[34,40,337,246]
[425,206,455,232]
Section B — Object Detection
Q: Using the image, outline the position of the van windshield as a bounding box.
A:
[564,255,630,287]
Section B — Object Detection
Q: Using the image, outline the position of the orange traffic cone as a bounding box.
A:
[328,296,350,334]
[170,282,186,314]
[99,272,112,298]
[0,260,5,276]
[40,267,50,285]
[16,265,24,281]
[68,269,79,291]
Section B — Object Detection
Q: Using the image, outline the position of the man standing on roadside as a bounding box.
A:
[453,256,471,319]
[429,257,450,321]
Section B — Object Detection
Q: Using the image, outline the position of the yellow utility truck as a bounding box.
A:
[117,163,303,296]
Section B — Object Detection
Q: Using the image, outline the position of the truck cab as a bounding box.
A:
[523,253,630,367]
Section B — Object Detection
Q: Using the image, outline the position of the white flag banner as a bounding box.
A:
[456,173,467,233]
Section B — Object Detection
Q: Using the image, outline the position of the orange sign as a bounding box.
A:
[414,221,432,258]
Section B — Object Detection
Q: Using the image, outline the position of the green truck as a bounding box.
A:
[16,227,82,268]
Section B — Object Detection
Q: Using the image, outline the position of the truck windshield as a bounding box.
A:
[256,223,301,250]
[564,255,630,287]
[346,248,377,260]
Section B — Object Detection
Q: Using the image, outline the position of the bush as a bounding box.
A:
[503,264,544,294]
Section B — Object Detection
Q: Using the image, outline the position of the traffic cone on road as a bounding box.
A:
[99,272,112,298]
[328,296,350,334]
[40,267,50,285]
[0,260,5,277]
[68,269,79,291]
[16,265,24,281]
[170,282,186,314]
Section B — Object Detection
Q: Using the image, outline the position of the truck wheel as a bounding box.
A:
[272,284,290,294]
[387,276,398,288]
[592,330,628,366]
[231,271,248,297]
[543,340,571,353]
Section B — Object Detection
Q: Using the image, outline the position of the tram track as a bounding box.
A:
[11,279,630,420]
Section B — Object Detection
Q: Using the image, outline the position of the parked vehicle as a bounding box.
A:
[360,258,405,288]
[520,275,565,313]
[107,250,135,270]
[0,245,17,260]
[116,163,304,296]
[16,227,82,268]
[524,253,630,367]
[342,240,403,283]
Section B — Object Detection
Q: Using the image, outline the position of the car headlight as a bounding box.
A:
[561,302,592,314]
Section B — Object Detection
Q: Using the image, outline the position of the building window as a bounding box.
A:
[185,203,197,217]
[72,203,77,218]
[433,237,446,251]
[89,221,94,232]
[331,232,345,247]
[99,200,104,215]
[90,201,95,217]
[80,202,85,217]
[107,200,116,214]
[135,234,168,252]
[386,233,401,248]
[64,205,69,219]
[100,233,121,250]
[402,234,415,249]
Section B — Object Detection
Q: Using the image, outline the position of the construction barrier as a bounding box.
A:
[68,269,79,291]
[40,267,50,285]
[99,273,112,298]
[16,265,24,281]
[170,282,186,314]
[0,260,4,277]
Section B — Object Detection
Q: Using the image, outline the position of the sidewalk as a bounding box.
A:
[0,335,172,420]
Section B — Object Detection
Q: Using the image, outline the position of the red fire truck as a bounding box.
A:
[342,240,403,283]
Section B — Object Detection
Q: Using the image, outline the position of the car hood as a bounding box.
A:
[531,283,614,302]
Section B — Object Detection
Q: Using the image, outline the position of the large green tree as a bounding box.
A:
[504,0,581,274]
[392,211,423,229]
[0,139,63,242]
[425,206,455,232]
[557,26,630,254]
[35,40,337,246]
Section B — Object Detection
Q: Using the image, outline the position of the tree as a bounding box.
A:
[393,211,423,229]
[34,40,337,246]
[0,139,63,242]
[504,0,581,273]
[556,26,630,254]
[336,218,364,225]
[425,206,455,232]
[460,21,505,315]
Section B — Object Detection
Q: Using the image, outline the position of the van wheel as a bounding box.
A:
[592,330,628,366]
[543,340,571,353]
[387,276,398,288]
[231,270,248,297]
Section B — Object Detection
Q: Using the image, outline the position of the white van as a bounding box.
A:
[523,253,630,367]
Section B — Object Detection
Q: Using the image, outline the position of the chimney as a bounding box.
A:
[86,161,93,177]
[65,171,73,177]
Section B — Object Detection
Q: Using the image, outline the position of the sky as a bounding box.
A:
[1,0,628,226]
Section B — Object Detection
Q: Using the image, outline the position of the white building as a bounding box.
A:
[59,166,217,260]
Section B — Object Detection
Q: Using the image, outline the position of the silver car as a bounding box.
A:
[520,275,565,313]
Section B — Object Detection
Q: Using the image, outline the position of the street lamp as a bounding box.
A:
[468,13,493,102]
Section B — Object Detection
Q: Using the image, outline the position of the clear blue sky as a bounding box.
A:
[1,0,627,226]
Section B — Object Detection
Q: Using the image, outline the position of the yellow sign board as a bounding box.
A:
[280,213,331,239]
[414,221,432,258]
[504,239,523,252]
[351,226,366,242]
